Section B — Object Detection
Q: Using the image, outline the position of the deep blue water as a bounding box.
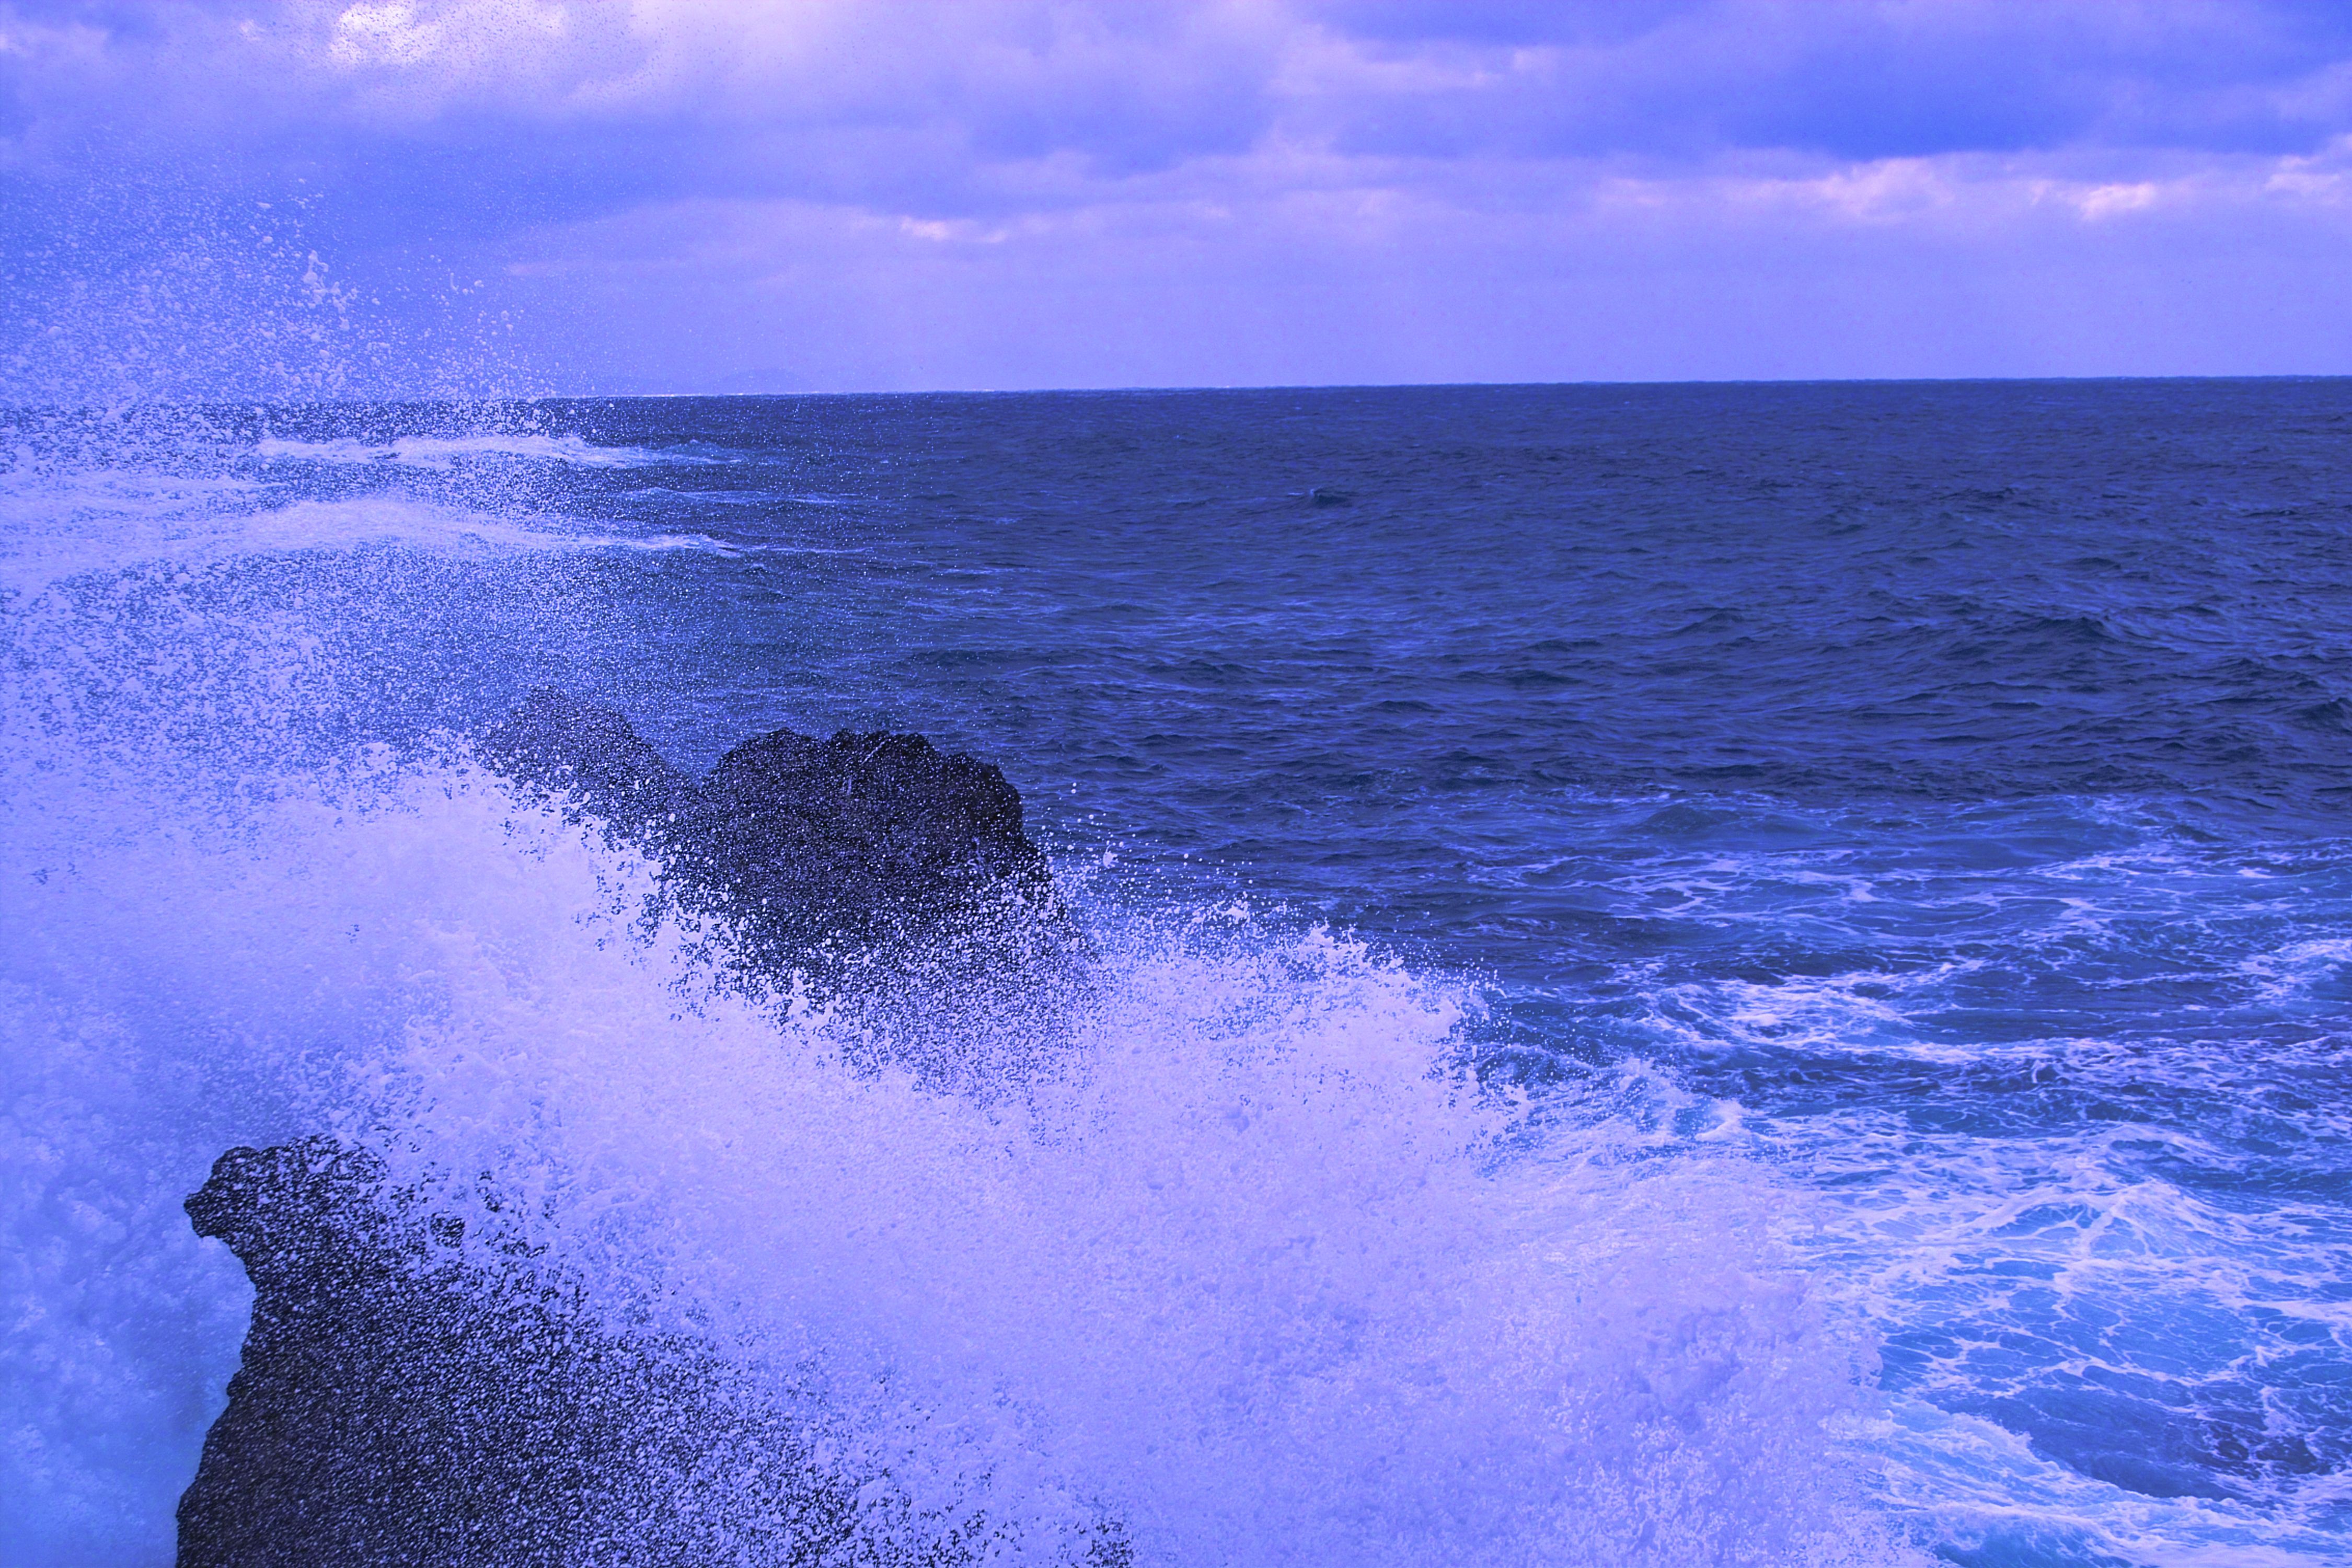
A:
[6,380,2351,1566]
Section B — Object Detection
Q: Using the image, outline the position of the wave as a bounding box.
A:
[0,488,757,593]
[1560,813,2352,1566]
[252,432,706,469]
[0,556,1916,1566]
[0,772,1908,1566]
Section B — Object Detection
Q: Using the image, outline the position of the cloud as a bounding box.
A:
[2,1,2349,394]
[9,2,2349,201]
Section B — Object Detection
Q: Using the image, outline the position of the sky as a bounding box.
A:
[3,0,2350,397]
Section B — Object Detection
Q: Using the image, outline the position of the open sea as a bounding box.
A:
[5,379,2351,1566]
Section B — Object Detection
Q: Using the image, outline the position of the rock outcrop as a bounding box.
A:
[178,1142,1128,1567]
[479,689,1071,983]
[178,1142,849,1566]
[175,708,1112,1565]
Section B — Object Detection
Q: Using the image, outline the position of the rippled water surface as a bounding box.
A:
[5,381,2350,1566]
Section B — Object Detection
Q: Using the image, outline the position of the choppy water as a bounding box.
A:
[5,381,2350,1565]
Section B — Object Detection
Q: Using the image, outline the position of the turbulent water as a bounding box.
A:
[4,381,2350,1566]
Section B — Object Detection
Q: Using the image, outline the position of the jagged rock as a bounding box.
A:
[174,712,1115,1565]
[176,1141,858,1567]
[475,687,691,837]
[682,725,1058,963]
[178,1141,1129,1567]
[479,689,1071,983]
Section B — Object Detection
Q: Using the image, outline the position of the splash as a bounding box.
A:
[0,425,1914,1566]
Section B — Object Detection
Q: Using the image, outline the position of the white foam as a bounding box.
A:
[1873,1395,2346,1568]
[1515,806,2352,1564]
[0,488,749,592]
[0,732,1916,1566]
[253,432,702,469]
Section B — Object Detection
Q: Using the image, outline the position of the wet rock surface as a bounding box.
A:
[479,688,1071,983]
[178,1142,1129,1567]
[175,708,1111,1565]
[176,1142,857,1567]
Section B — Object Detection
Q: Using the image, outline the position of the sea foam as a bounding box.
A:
[0,433,1914,1566]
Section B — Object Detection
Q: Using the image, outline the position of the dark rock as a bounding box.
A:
[177,1141,856,1567]
[478,689,1074,985]
[477,688,691,837]
[175,708,1114,1563]
[681,725,1059,967]
[179,1140,1129,1567]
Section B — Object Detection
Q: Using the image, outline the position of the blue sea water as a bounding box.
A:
[5,380,2351,1565]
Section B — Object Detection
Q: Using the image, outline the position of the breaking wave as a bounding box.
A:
[0,431,1914,1565]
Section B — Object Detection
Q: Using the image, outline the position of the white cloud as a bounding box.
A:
[3,1,2350,391]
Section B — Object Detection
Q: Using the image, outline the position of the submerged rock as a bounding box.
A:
[178,1141,1129,1567]
[479,688,1072,983]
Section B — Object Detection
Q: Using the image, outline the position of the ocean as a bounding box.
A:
[4,380,2349,1565]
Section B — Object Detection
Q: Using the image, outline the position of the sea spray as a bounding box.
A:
[0,404,1928,1565]
[0,682,1910,1561]
[2,725,1910,1563]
